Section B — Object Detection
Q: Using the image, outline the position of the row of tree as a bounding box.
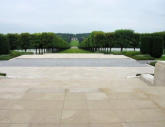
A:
[57,33,90,42]
[0,33,70,55]
[79,30,165,57]
[79,30,140,52]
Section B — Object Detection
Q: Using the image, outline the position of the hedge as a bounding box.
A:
[140,36,152,54]
[140,35,163,58]
[151,36,163,58]
[0,34,10,55]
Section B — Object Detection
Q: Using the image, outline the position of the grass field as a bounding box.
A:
[70,40,79,47]
[157,55,165,60]
[0,72,6,76]
[0,51,33,60]
[99,50,165,60]
[108,51,155,60]
[149,55,165,66]
[59,48,91,53]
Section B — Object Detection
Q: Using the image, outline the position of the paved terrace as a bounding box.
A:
[0,54,165,127]
[0,54,147,67]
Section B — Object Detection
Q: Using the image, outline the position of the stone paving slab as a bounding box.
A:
[0,58,148,67]
[0,67,154,79]
[0,54,164,127]
[0,87,165,126]
[16,54,129,59]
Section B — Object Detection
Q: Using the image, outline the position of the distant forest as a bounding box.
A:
[56,33,90,43]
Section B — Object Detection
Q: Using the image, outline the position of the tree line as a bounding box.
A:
[57,33,90,42]
[0,32,70,55]
[79,30,165,58]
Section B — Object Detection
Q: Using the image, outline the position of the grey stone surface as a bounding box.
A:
[0,54,164,126]
[154,61,165,86]
[0,58,148,67]
[140,74,154,86]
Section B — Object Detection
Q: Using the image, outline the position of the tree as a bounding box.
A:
[105,33,114,52]
[0,34,10,54]
[41,32,55,53]
[7,33,20,50]
[129,33,140,51]
[20,33,31,52]
[90,31,105,52]
[54,36,70,50]
[31,33,41,54]
[115,29,134,52]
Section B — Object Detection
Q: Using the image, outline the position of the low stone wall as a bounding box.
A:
[154,61,165,86]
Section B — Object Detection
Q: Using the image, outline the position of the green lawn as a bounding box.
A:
[0,55,14,60]
[108,51,155,60]
[0,51,33,60]
[130,55,155,60]
[70,40,79,47]
[0,72,6,76]
[59,48,91,53]
[157,55,165,60]
[109,51,165,66]
[149,55,165,66]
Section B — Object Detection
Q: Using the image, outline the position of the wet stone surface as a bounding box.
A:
[0,58,148,67]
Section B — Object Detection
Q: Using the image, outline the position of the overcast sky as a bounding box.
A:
[0,0,165,34]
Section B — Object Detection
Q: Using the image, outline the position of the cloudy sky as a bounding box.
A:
[0,0,165,33]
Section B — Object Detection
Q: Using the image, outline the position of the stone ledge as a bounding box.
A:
[154,61,165,86]
[140,74,154,86]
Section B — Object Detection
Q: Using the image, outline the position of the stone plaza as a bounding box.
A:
[0,54,165,127]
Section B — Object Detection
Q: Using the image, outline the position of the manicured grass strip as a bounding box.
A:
[59,48,92,53]
[157,55,165,60]
[0,73,6,76]
[108,51,155,60]
[150,55,165,66]
[149,61,156,66]
[70,40,79,47]
[130,55,155,60]
[0,55,13,60]
[0,51,33,60]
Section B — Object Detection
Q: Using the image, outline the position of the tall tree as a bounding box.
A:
[105,33,114,52]
[31,33,41,54]
[115,29,134,52]
[7,33,20,50]
[0,34,10,54]
[129,33,140,51]
[20,33,31,52]
[40,32,55,53]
